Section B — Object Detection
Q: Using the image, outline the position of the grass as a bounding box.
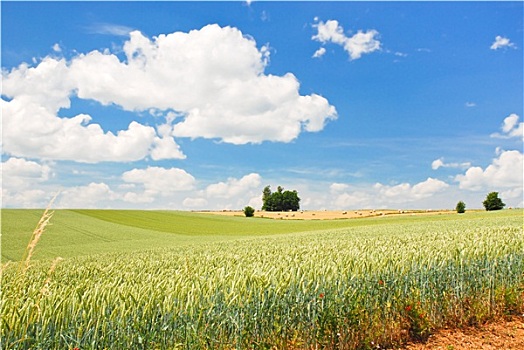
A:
[1,208,506,262]
[1,209,523,349]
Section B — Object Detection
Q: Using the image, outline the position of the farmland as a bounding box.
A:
[1,209,523,349]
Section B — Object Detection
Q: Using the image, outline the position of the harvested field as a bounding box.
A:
[199,209,458,220]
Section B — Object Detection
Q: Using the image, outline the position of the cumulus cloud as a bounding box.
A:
[431,158,471,170]
[328,178,449,209]
[455,149,523,193]
[1,157,55,208]
[205,173,261,199]
[121,166,196,203]
[180,173,263,210]
[312,19,381,60]
[1,157,52,190]
[1,58,185,163]
[0,157,56,208]
[2,189,49,208]
[490,35,516,50]
[491,114,523,140]
[2,24,336,164]
[57,182,118,208]
[70,25,336,144]
[373,178,449,203]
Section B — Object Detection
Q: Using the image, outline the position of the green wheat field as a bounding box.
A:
[1,209,523,349]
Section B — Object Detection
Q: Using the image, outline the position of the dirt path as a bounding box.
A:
[401,316,524,349]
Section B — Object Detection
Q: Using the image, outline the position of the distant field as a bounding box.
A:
[0,208,498,262]
[200,208,459,220]
[2,209,522,349]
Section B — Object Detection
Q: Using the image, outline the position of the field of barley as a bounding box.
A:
[1,209,523,349]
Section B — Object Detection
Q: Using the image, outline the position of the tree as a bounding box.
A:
[262,185,276,211]
[455,201,466,214]
[482,192,505,211]
[282,190,300,211]
[243,206,255,217]
[262,186,271,209]
[261,185,300,211]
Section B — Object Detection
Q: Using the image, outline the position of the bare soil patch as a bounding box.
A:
[400,316,524,350]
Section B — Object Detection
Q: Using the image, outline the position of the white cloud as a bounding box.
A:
[2,25,336,164]
[86,23,134,36]
[183,197,208,208]
[373,178,449,203]
[181,173,263,210]
[312,19,381,60]
[490,35,516,50]
[69,26,335,144]
[332,191,371,209]
[329,183,349,193]
[2,189,48,208]
[431,158,471,170]
[57,182,118,208]
[465,102,476,107]
[120,166,196,205]
[410,178,450,198]
[491,114,523,140]
[150,136,186,161]
[455,149,523,193]
[52,43,62,52]
[327,178,449,209]
[1,58,185,163]
[122,166,196,196]
[431,159,445,170]
[1,157,56,208]
[122,191,155,204]
[205,173,261,199]
[312,47,326,58]
[1,157,52,192]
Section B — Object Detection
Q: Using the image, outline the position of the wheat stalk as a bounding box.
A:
[21,193,58,272]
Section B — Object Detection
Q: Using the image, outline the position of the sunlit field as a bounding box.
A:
[2,209,523,349]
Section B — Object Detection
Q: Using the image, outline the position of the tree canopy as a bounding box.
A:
[455,201,466,214]
[262,185,300,211]
[482,192,505,211]
[243,206,255,217]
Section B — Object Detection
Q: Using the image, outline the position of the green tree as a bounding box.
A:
[455,201,466,214]
[262,186,272,210]
[282,190,300,211]
[262,186,277,211]
[272,186,284,211]
[482,192,505,211]
[243,206,255,217]
[261,185,300,212]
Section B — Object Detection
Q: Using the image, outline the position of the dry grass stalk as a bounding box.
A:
[21,193,58,272]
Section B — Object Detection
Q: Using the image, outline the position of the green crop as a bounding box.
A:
[1,210,523,349]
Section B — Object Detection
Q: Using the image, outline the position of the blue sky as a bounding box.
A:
[2,1,523,210]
